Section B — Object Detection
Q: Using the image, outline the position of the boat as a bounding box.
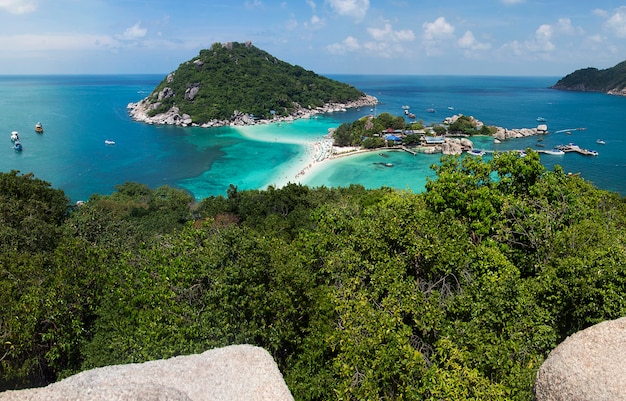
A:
[105,140,116,145]
[542,149,565,155]
[596,139,606,145]
[13,141,22,151]
[426,108,436,113]
[447,106,455,110]
[408,113,416,119]
[385,163,394,167]
[10,131,19,142]
[536,117,547,122]
[467,149,486,156]
[35,122,43,133]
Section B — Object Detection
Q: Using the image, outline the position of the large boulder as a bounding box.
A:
[0,345,294,401]
[534,317,626,401]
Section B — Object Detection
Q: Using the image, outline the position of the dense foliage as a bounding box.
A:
[2,157,626,400]
[145,41,365,122]
[551,59,626,92]
[332,112,492,149]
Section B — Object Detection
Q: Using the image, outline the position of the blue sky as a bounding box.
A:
[1,0,626,76]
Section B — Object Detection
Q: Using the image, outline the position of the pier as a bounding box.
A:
[401,146,416,155]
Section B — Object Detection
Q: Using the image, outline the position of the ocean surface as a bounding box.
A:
[1,74,625,202]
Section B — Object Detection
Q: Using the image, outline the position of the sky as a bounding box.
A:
[1,0,626,76]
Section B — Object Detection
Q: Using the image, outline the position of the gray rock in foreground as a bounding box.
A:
[0,344,294,401]
[534,317,626,401]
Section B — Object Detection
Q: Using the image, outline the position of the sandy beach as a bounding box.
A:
[233,120,371,189]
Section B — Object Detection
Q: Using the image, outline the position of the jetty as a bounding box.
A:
[401,146,416,155]
[555,143,598,156]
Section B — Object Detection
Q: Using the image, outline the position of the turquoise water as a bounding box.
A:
[1,75,625,201]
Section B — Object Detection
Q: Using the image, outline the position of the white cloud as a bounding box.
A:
[119,23,147,41]
[605,6,626,38]
[305,14,325,30]
[325,0,369,20]
[286,15,298,31]
[245,0,263,9]
[593,8,609,18]
[326,36,361,54]
[529,24,555,52]
[367,23,414,42]
[306,0,316,11]
[501,0,524,4]
[423,17,455,41]
[458,30,491,51]
[0,0,37,14]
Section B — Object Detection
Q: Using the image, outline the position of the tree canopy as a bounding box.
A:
[144,41,366,123]
[1,160,626,400]
[551,59,626,92]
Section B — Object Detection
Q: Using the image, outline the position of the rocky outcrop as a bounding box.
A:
[492,126,545,141]
[0,345,294,401]
[127,95,378,128]
[534,317,626,401]
[444,113,547,141]
[440,137,467,155]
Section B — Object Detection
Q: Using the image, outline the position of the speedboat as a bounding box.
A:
[13,141,22,151]
[35,123,43,133]
[105,140,116,145]
[536,117,547,122]
[542,149,565,155]
[467,149,486,156]
[596,139,606,145]
[10,131,19,142]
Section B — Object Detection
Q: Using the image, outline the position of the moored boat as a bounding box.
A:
[596,139,606,145]
[13,141,22,151]
[35,122,43,133]
[467,149,486,156]
[426,108,436,113]
[541,149,565,155]
[536,116,547,122]
[105,140,116,145]
[10,131,19,142]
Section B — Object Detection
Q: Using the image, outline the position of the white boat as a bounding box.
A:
[105,140,116,145]
[542,149,565,155]
[35,123,43,133]
[467,149,486,156]
[596,139,606,145]
[10,131,19,142]
[537,117,547,122]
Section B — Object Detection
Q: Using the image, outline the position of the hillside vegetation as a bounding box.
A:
[2,154,626,400]
[551,59,626,93]
[142,41,366,123]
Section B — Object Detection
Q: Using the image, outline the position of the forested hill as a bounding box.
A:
[3,152,626,399]
[551,59,626,95]
[138,41,367,123]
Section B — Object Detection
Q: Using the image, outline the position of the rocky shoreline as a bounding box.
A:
[127,95,379,128]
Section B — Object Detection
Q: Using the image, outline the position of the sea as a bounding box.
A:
[1,74,625,202]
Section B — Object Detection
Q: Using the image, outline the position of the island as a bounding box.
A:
[128,41,377,127]
[551,59,626,96]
